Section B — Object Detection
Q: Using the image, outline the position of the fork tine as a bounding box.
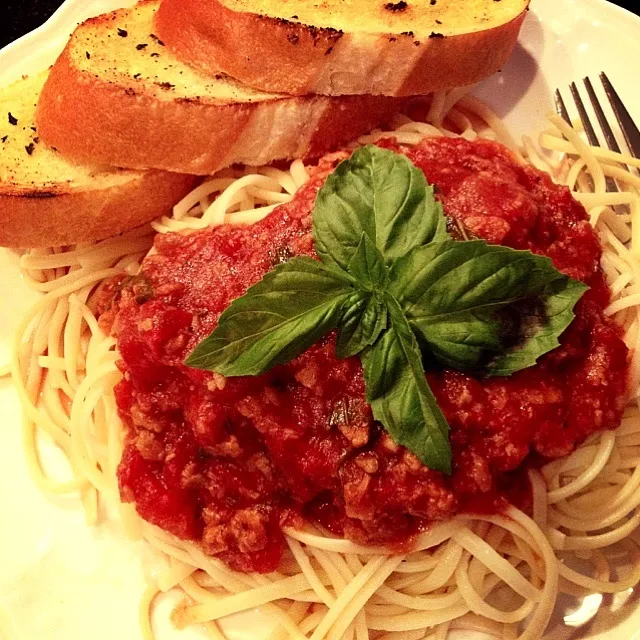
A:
[600,72,640,159]
[569,82,600,146]
[554,89,571,124]
[583,77,621,153]
[560,79,619,196]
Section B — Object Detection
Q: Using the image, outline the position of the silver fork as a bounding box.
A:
[554,72,640,196]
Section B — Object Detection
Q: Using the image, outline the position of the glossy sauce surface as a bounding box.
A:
[113,138,628,573]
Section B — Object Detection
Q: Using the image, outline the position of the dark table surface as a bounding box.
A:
[1,0,638,49]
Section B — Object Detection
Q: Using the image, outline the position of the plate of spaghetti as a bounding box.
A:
[1,1,640,640]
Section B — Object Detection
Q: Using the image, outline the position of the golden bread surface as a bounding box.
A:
[69,1,281,105]
[36,1,404,174]
[0,72,197,248]
[156,0,529,96]
[1,73,135,194]
[217,0,529,36]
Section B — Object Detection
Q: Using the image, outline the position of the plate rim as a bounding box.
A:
[2,1,640,640]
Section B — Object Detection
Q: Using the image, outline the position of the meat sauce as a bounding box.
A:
[113,138,628,573]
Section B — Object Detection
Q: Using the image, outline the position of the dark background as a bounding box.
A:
[0,0,638,49]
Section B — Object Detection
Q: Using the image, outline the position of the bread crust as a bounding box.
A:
[35,2,405,175]
[0,170,198,248]
[0,67,198,249]
[156,0,529,97]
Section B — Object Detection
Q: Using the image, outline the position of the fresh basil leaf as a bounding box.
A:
[415,313,505,371]
[184,143,591,482]
[347,233,388,290]
[313,145,448,273]
[336,292,387,359]
[389,240,588,374]
[488,277,588,376]
[361,293,451,474]
[186,257,352,376]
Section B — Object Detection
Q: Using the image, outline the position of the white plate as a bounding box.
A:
[1,1,640,639]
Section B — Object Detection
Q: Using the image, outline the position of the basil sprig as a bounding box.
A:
[186,146,588,474]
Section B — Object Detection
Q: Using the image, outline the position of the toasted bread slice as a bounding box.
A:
[36,0,405,175]
[155,0,529,97]
[0,73,197,248]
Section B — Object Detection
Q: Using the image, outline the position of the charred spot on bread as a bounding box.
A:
[149,33,165,46]
[268,16,344,46]
[85,51,91,59]
[1,135,8,143]
[429,31,445,38]
[21,190,60,199]
[311,26,343,40]
[271,16,297,28]
[117,28,128,37]
[384,1,408,12]
[8,112,18,126]
[175,96,203,104]
[24,143,36,156]
[400,31,414,37]
[136,43,148,50]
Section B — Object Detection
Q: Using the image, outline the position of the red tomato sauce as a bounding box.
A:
[113,138,628,573]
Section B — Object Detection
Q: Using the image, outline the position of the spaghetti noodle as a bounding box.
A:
[9,97,640,640]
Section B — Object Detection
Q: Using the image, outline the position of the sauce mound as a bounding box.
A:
[114,138,628,573]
